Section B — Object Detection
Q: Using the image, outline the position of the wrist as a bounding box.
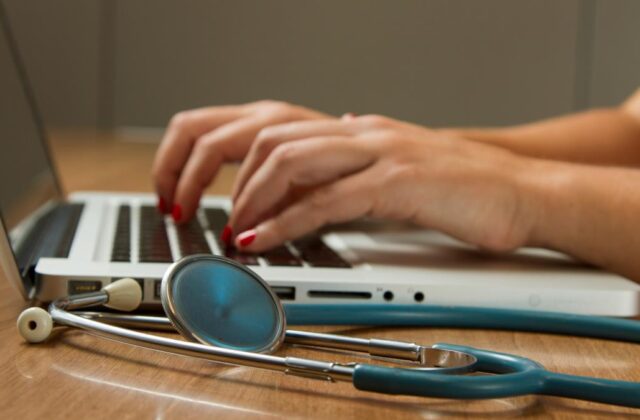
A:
[514,157,575,250]
[437,127,516,148]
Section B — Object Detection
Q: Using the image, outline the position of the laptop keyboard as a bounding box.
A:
[111,205,131,262]
[139,205,173,263]
[111,204,351,268]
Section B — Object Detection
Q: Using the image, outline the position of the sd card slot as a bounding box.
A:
[307,290,372,299]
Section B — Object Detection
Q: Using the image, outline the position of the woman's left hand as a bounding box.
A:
[228,115,542,253]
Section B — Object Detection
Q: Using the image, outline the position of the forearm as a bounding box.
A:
[442,107,640,166]
[522,159,640,281]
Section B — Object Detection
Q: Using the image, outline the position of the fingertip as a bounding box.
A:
[157,196,169,214]
[171,204,183,223]
[220,225,233,246]
[235,229,257,248]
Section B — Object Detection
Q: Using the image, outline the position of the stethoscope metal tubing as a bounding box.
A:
[74,311,472,367]
[51,297,356,383]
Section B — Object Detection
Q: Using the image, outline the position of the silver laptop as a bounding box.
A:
[1,8,639,316]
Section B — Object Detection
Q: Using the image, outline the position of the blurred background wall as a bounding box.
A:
[4,0,640,132]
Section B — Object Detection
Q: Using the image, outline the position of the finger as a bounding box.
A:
[231,119,355,202]
[230,136,376,234]
[172,116,277,223]
[234,169,376,252]
[152,105,247,211]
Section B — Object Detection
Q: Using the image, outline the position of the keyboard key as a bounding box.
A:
[176,219,211,256]
[204,208,229,233]
[204,208,230,250]
[293,236,351,268]
[54,203,85,258]
[262,246,303,267]
[111,205,131,262]
[139,206,173,263]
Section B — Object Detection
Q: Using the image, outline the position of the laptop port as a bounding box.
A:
[154,280,162,300]
[383,291,394,301]
[308,290,372,299]
[414,291,425,302]
[272,286,296,301]
[68,280,102,295]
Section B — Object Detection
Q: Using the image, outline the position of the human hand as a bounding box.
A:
[228,115,540,253]
[152,100,330,222]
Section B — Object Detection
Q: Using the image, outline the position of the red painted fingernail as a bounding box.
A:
[237,229,256,247]
[220,225,233,245]
[158,197,167,213]
[172,204,182,222]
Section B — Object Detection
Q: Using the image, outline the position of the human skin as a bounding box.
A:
[152,92,640,281]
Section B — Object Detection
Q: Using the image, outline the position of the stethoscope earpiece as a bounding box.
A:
[17,307,52,343]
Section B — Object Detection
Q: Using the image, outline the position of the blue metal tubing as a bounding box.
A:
[353,343,640,408]
[284,304,640,342]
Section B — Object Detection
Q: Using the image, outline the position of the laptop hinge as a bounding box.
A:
[14,202,85,286]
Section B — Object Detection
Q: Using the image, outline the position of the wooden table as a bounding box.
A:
[1,130,639,419]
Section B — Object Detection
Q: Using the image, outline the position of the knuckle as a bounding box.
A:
[194,133,219,151]
[255,126,274,140]
[260,100,298,119]
[309,188,334,210]
[190,140,213,159]
[359,114,392,129]
[168,111,194,131]
[368,132,397,149]
[270,143,300,167]
[252,137,278,159]
[253,99,282,108]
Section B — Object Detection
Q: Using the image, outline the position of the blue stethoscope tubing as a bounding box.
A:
[285,304,640,342]
[286,304,640,407]
[355,343,640,407]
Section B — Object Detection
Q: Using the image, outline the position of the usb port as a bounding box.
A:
[272,286,296,301]
[68,280,102,295]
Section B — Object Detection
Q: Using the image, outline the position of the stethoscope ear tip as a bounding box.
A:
[103,278,142,312]
[17,307,53,343]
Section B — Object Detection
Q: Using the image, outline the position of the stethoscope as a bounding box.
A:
[16,254,640,408]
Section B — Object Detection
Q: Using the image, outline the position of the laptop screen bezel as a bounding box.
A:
[0,0,65,299]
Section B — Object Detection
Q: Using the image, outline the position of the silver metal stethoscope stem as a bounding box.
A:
[73,311,446,365]
[49,293,357,383]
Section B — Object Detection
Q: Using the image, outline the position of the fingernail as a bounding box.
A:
[172,204,182,222]
[158,197,167,213]
[220,225,233,245]
[237,229,256,247]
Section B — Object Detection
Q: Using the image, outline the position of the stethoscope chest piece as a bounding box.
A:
[160,254,286,353]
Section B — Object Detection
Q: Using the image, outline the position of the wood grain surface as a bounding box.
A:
[1,130,639,419]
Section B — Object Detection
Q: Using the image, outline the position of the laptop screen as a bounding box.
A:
[0,5,60,234]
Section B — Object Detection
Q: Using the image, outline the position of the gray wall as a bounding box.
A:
[5,0,103,127]
[5,0,640,131]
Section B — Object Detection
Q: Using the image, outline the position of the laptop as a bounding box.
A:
[1,6,639,316]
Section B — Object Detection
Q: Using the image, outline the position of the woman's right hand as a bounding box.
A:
[152,100,331,223]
